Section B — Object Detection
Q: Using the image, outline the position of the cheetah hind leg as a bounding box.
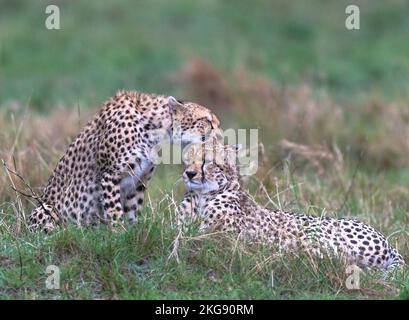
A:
[28,206,57,233]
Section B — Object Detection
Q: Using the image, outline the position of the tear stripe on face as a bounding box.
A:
[200,158,206,183]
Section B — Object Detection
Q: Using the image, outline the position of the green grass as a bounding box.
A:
[1,0,409,299]
[1,0,409,110]
[1,205,407,300]
[0,144,407,299]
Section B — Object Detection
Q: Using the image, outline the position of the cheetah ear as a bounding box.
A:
[231,144,247,159]
[224,144,243,160]
[167,96,183,111]
[231,144,243,153]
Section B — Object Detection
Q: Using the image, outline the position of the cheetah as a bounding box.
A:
[28,90,221,232]
[178,142,405,271]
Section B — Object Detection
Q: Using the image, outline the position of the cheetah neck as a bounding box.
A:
[201,179,266,220]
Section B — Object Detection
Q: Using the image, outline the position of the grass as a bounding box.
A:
[0,208,407,299]
[0,87,408,299]
[0,0,409,299]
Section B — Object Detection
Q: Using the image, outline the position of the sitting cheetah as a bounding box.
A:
[28,90,220,232]
[178,142,405,270]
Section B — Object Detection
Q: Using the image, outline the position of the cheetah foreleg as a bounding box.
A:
[101,171,124,228]
[120,159,154,224]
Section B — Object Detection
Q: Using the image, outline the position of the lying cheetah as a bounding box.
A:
[28,90,220,232]
[178,142,405,270]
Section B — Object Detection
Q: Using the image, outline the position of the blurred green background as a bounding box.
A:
[1,0,409,109]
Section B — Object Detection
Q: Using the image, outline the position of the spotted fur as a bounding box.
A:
[28,90,220,232]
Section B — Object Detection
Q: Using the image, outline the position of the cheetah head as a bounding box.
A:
[168,97,221,146]
[182,142,241,194]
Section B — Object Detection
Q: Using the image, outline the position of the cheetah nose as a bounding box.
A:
[185,171,197,180]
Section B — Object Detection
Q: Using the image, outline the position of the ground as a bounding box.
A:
[0,0,409,299]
